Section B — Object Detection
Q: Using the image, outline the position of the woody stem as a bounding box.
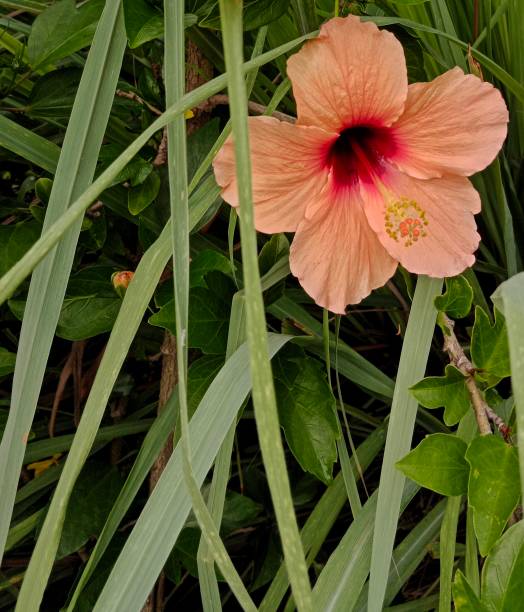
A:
[441,314,492,436]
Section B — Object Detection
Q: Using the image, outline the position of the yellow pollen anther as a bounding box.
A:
[384,197,428,247]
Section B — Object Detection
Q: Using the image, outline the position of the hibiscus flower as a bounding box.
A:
[213,16,508,314]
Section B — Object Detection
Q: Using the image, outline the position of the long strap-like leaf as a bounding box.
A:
[0,1,127,571]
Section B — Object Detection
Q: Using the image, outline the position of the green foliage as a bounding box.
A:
[465,436,520,556]
[0,1,522,609]
[0,347,16,377]
[150,271,236,354]
[410,364,470,426]
[128,170,161,215]
[434,275,474,319]
[27,0,104,68]
[274,346,339,483]
[0,220,41,278]
[453,570,486,611]
[123,0,163,49]
[481,521,524,612]
[197,0,289,31]
[57,462,123,558]
[396,433,469,496]
[471,307,511,386]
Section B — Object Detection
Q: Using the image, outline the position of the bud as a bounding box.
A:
[112,271,134,297]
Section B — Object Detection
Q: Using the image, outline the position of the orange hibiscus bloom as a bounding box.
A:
[213,16,508,313]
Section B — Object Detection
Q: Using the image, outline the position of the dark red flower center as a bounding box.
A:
[326,125,397,191]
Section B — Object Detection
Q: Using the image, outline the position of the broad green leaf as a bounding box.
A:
[189,250,233,288]
[220,491,263,534]
[57,462,123,558]
[410,364,470,426]
[27,0,104,68]
[0,347,16,377]
[122,0,163,48]
[453,570,486,611]
[150,271,236,354]
[122,0,197,48]
[57,296,121,340]
[128,171,161,216]
[0,220,41,277]
[27,69,80,120]
[259,234,289,275]
[198,0,289,31]
[471,306,510,385]
[188,355,224,417]
[465,436,520,555]
[274,347,339,483]
[482,520,524,612]
[396,433,469,496]
[434,275,473,319]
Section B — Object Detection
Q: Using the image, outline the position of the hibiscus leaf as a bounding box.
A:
[471,306,510,386]
[0,348,16,377]
[396,433,469,496]
[410,364,470,425]
[452,570,487,612]
[27,0,105,69]
[465,436,520,556]
[273,346,339,484]
[481,520,524,612]
[434,275,474,319]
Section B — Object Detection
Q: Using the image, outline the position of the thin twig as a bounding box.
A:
[441,314,492,435]
[199,94,296,124]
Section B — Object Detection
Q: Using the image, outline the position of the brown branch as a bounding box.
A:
[198,94,296,124]
[441,314,492,435]
[115,89,162,116]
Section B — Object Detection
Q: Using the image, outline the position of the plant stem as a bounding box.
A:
[441,314,492,435]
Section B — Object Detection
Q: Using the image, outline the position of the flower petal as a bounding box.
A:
[286,16,408,132]
[362,169,481,277]
[213,116,334,233]
[392,68,508,179]
[289,186,397,313]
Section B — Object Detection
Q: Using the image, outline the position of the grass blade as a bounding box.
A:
[93,334,292,611]
[218,1,312,608]
[368,276,442,612]
[0,1,127,571]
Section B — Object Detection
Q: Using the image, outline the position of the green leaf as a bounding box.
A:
[150,271,236,354]
[453,570,486,611]
[396,433,469,496]
[188,355,224,418]
[27,0,104,68]
[471,307,510,386]
[128,170,161,216]
[220,491,263,534]
[189,250,233,288]
[465,436,520,556]
[482,520,524,612]
[198,0,289,31]
[0,347,16,377]
[122,0,197,48]
[57,462,123,558]
[259,234,289,275]
[410,364,470,426]
[274,347,339,483]
[122,0,163,48]
[434,275,473,319]
[57,296,121,341]
[0,220,41,278]
[27,69,81,120]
